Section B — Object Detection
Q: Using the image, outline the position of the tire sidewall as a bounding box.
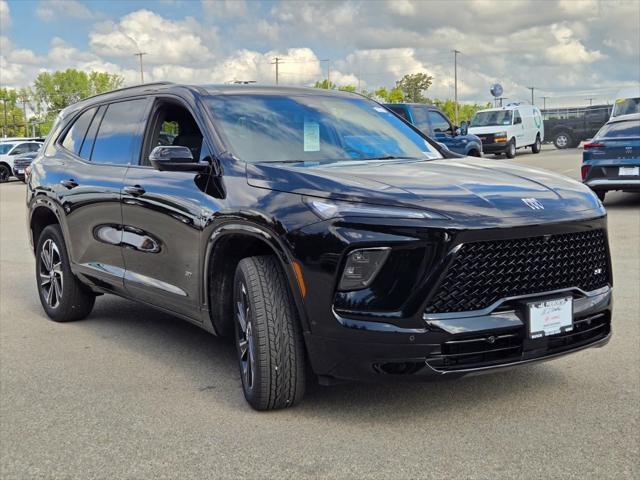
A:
[554,132,571,149]
[35,225,75,319]
[506,140,516,158]
[0,164,10,183]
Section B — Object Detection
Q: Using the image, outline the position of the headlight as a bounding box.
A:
[494,131,508,142]
[306,198,447,220]
[339,247,390,291]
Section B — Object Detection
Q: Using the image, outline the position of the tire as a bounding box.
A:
[505,139,516,159]
[532,135,542,154]
[468,149,481,157]
[35,225,95,322]
[233,255,306,410]
[553,131,572,149]
[595,190,606,202]
[0,164,10,183]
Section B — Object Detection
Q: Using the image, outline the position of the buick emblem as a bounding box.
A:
[522,198,544,210]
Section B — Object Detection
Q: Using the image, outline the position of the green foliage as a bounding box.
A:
[395,73,433,103]
[338,85,356,93]
[0,88,27,136]
[373,86,404,103]
[433,99,491,123]
[314,79,335,89]
[32,68,124,114]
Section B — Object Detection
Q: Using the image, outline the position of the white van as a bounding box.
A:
[468,104,544,158]
[611,86,640,120]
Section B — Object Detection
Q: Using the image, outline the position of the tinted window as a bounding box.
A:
[427,110,451,133]
[79,106,104,161]
[61,108,97,155]
[27,143,42,152]
[0,144,12,154]
[595,120,640,139]
[471,110,512,127]
[410,106,431,135]
[91,99,147,165]
[387,106,409,121]
[10,143,32,155]
[207,95,441,163]
[513,110,522,124]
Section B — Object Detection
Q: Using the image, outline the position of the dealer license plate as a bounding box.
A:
[528,296,573,339]
[17,169,24,174]
[619,166,639,176]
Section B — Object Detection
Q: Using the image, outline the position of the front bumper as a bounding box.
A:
[480,141,508,154]
[305,286,612,383]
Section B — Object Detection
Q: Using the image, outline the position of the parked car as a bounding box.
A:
[543,105,612,149]
[0,140,42,182]
[611,86,640,120]
[469,104,544,158]
[384,103,482,156]
[12,151,38,182]
[28,83,611,410]
[582,113,640,202]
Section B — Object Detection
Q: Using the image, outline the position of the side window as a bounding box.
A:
[10,143,30,155]
[427,111,452,134]
[28,143,42,152]
[79,106,105,161]
[143,101,204,166]
[61,108,97,155]
[388,106,409,122]
[91,99,147,165]
[513,110,522,124]
[410,106,432,135]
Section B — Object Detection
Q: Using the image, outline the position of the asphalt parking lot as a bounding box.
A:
[1,146,638,479]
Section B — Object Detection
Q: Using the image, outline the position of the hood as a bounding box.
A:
[468,125,512,135]
[246,158,604,224]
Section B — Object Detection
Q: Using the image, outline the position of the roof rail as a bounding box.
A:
[84,81,175,101]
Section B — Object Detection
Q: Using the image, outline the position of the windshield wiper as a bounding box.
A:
[354,155,423,161]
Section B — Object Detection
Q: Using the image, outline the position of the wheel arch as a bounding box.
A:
[203,222,310,337]
[29,200,62,250]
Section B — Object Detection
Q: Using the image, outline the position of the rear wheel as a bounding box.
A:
[553,131,572,149]
[36,225,95,322]
[532,135,542,154]
[468,149,481,157]
[234,256,306,410]
[505,139,516,159]
[0,164,10,183]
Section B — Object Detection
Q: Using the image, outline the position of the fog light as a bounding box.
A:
[338,247,390,291]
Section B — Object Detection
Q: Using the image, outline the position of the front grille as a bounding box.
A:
[13,158,33,169]
[426,312,610,372]
[425,229,609,314]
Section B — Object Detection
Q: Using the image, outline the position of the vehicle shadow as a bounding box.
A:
[603,191,640,209]
[58,295,569,419]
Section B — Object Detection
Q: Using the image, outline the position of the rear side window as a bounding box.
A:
[91,99,147,165]
[596,121,640,139]
[61,108,97,155]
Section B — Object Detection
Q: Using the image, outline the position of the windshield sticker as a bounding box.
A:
[373,106,388,112]
[303,121,320,152]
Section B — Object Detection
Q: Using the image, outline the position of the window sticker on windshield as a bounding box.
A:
[503,120,510,125]
[373,106,387,112]
[304,121,320,152]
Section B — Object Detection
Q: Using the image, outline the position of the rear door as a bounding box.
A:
[58,98,150,292]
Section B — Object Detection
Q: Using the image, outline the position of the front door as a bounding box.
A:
[121,98,213,320]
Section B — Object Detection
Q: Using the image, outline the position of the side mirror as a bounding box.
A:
[149,146,208,172]
[459,121,468,136]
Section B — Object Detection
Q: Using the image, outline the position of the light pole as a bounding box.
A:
[133,52,147,83]
[271,57,281,85]
[453,49,461,125]
[527,86,535,105]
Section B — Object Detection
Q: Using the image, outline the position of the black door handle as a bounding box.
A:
[123,185,146,197]
[60,179,78,189]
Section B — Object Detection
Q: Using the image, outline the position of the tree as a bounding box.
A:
[0,88,26,137]
[433,99,491,123]
[32,68,123,115]
[314,79,335,89]
[396,73,433,103]
[338,85,356,93]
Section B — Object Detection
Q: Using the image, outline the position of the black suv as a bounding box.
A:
[28,83,612,410]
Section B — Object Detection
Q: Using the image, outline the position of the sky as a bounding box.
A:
[1,0,639,107]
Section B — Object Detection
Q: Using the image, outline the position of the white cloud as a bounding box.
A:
[36,0,95,21]
[0,0,10,28]
[89,10,216,67]
[544,23,604,64]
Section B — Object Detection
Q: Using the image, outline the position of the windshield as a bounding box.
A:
[612,98,640,117]
[0,144,13,154]
[470,110,513,127]
[206,94,442,163]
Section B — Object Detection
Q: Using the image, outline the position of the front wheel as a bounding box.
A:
[553,132,572,149]
[0,164,10,183]
[505,139,516,159]
[532,135,542,154]
[234,256,306,410]
[36,225,95,322]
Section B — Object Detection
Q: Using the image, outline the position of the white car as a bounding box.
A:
[0,140,42,182]
[468,104,544,158]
